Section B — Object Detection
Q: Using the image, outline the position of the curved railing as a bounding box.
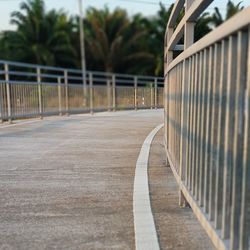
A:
[0,60,164,122]
[165,1,250,249]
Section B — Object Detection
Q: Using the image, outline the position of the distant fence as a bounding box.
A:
[0,60,164,122]
[165,1,250,250]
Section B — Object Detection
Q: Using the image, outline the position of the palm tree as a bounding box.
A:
[83,7,154,74]
[3,0,76,67]
[194,12,212,42]
[140,3,174,76]
[211,1,244,27]
[212,7,223,27]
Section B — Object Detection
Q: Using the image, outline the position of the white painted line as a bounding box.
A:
[133,123,163,250]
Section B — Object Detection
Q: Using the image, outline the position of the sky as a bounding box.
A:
[0,0,250,31]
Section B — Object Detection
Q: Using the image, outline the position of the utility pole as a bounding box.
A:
[78,0,87,106]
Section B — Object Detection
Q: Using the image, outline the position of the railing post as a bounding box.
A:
[89,73,94,114]
[0,85,3,123]
[112,74,116,111]
[179,59,189,207]
[184,0,195,49]
[154,78,158,109]
[167,28,174,66]
[184,23,194,49]
[150,82,154,109]
[5,64,12,123]
[58,77,62,116]
[107,78,111,112]
[64,70,69,115]
[83,72,87,108]
[37,67,43,119]
[134,76,138,110]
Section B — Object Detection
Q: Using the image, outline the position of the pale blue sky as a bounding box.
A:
[0,0,250,31]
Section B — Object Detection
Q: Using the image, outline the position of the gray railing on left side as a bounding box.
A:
[0,60,164,122]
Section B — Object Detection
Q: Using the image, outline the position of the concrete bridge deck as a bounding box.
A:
[0,110,213,250]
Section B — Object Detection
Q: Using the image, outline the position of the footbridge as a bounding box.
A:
[0,58,214,250]
[0,110,215,250]
[0,0,250,250]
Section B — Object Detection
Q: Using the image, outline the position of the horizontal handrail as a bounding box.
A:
[0,60,164,81]
[167,6,250,73]
[0,60,164,122]
[166,0,213,51]
[167,0,185,28]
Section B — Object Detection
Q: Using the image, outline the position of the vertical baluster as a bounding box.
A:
[230,31,248,250]
[134,76,138,111]
[107,78,111,112]
[195,51,203,201]
[169,72,172,157]
[176,67,179,169]
[165,73,169,149]
[209,43,222,221]
[151,82,154,109]
[179,60,188,206]
[175,67,178,168]
[89,73,94,114]
[222,35,238,240]
[154,78,158,109]
[37,67,43,119]
[191,53,199,196]
[189,57,194,192]
[5,64,12,123]
[58,77,62,116]
[188,56,195,189]
[185,58,191,187]
[239,28,250,250]
[0,80,3,123]
[175,67,178,167]
[13,81,16,118]
[215,40,229,229]
[199,48,208,207]
[191,55,196,193]
[112,74,116,111]
[203,46,214,213]
[178,65,182,172]
[64,70,69,115]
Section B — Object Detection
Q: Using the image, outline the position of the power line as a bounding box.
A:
[0,0,174,5]
[118,0,173,6]
[0,0,243,12]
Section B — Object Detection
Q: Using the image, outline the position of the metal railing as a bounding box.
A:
[0,60,164,122]
[165,1,250,250]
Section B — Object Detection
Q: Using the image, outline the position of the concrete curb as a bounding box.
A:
[133,123,164,250]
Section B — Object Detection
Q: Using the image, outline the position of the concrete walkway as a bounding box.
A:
[0,110,213,250]
[148,130,215,250]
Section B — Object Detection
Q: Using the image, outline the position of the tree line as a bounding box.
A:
[0,0,244,76]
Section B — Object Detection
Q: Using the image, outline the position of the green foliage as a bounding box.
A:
[138,3,174,76]
[211,0,244,27]
[0,0,76,67]
[0,0,245,76]
[83,6,154,74]
[194,13,212,42]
